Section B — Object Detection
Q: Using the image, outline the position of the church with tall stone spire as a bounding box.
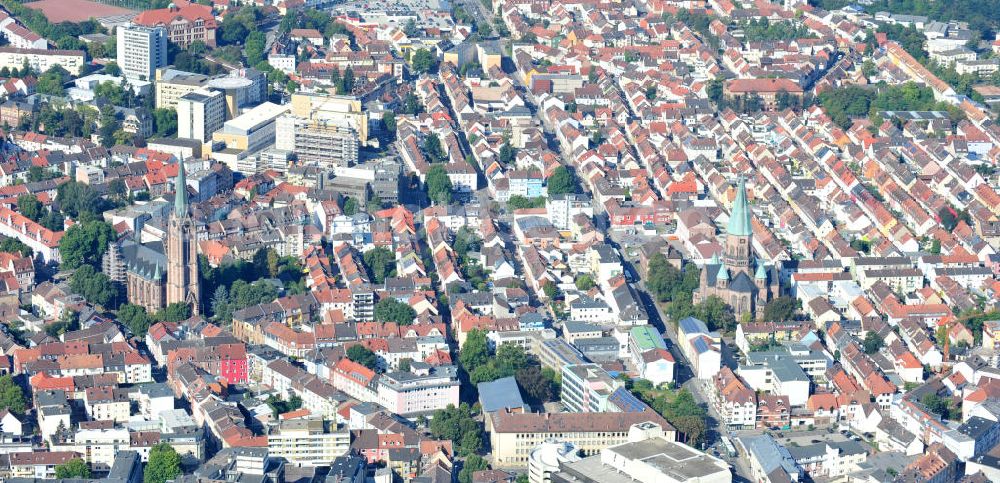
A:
[104,161,200,315]
[693,178,779,318]
[166,160,200,314]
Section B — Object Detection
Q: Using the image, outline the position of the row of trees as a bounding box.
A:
[821,0,1000,39]
[459,329,559,402]
[627,378,708,446]
[739,18,816,42]
[209,280,280,326]
[645,254,736,329]
[818,82,964,130]
[200,248,305,321]
[116,303,192,338]
[18,194,63,232]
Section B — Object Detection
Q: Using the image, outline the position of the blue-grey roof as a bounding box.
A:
[741,435,799,478]
[729,271,756,293]
[768,358,809,383]
[477,376,526,413]
[679,316,709,336]
[608,386,649,413]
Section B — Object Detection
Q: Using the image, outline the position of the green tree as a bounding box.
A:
[46,310,79,337]
[244,30,267,66]
[59,220,115,270]
[863,331,884,355]
[426,165,453,204]
[575,274,596,291]
[0,375,26,415]
[118,303,153,337]
[265,393,303,416]
[55,458,90,479]
[16,194,43,221]
[423,132,446,162]
[429,403,483,456]
[515,364,556,403]
[542,283,558,300]
[156,303,192,323]
[411,48,437,74]
[145,443,182,483]
[761,296,796,322]
[27,165,58,182]
[375,298,417,325]
[546,166,577,195]
[460,327,489,365]
[152,108,177,137]
[382,111,396,136]
[921,393,954,420]
[347,344,379,370]
[36,65,68,96]
[507,195,545,210]
[661,388,707,445]
[104,62,122,76]
[343,197,360,216]
[363,247,395,284]
[94,81,127,105]
[0,237,32,257]
[70,265,120,309]
[458,455,488,483]
[56,181,110,220]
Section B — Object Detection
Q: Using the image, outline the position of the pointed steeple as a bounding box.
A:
[174,161,188,218]
[755,263,767,280]
[717,264,729,281]
[727,177,752,237]
[153,264,161,280]
[710,253,720,265]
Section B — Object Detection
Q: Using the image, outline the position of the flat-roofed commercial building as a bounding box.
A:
[551,433,731,483]
[155,67,209,109]
[211,102,290,168]
[488,410,674,468]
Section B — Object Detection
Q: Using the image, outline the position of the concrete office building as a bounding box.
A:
[275,115,360,167]
[211,102,290,170]
[155,67,209,109]
[560,364,623,413]
[117,24,167,82]
[529,440,581,483]
[290,92,369,145]
[177,89,226,143]
[207,69,267,119]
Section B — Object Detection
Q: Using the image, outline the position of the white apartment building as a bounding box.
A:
[117,24,167,81]
[177,88,226,142]
[376,365,461,416]
[0,47,86,76]
[266,419,350,466]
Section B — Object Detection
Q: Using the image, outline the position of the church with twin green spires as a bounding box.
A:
[693,178,779,318]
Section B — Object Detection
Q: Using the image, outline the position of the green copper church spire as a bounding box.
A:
[174,160,188,217]
[727,177,752,237]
